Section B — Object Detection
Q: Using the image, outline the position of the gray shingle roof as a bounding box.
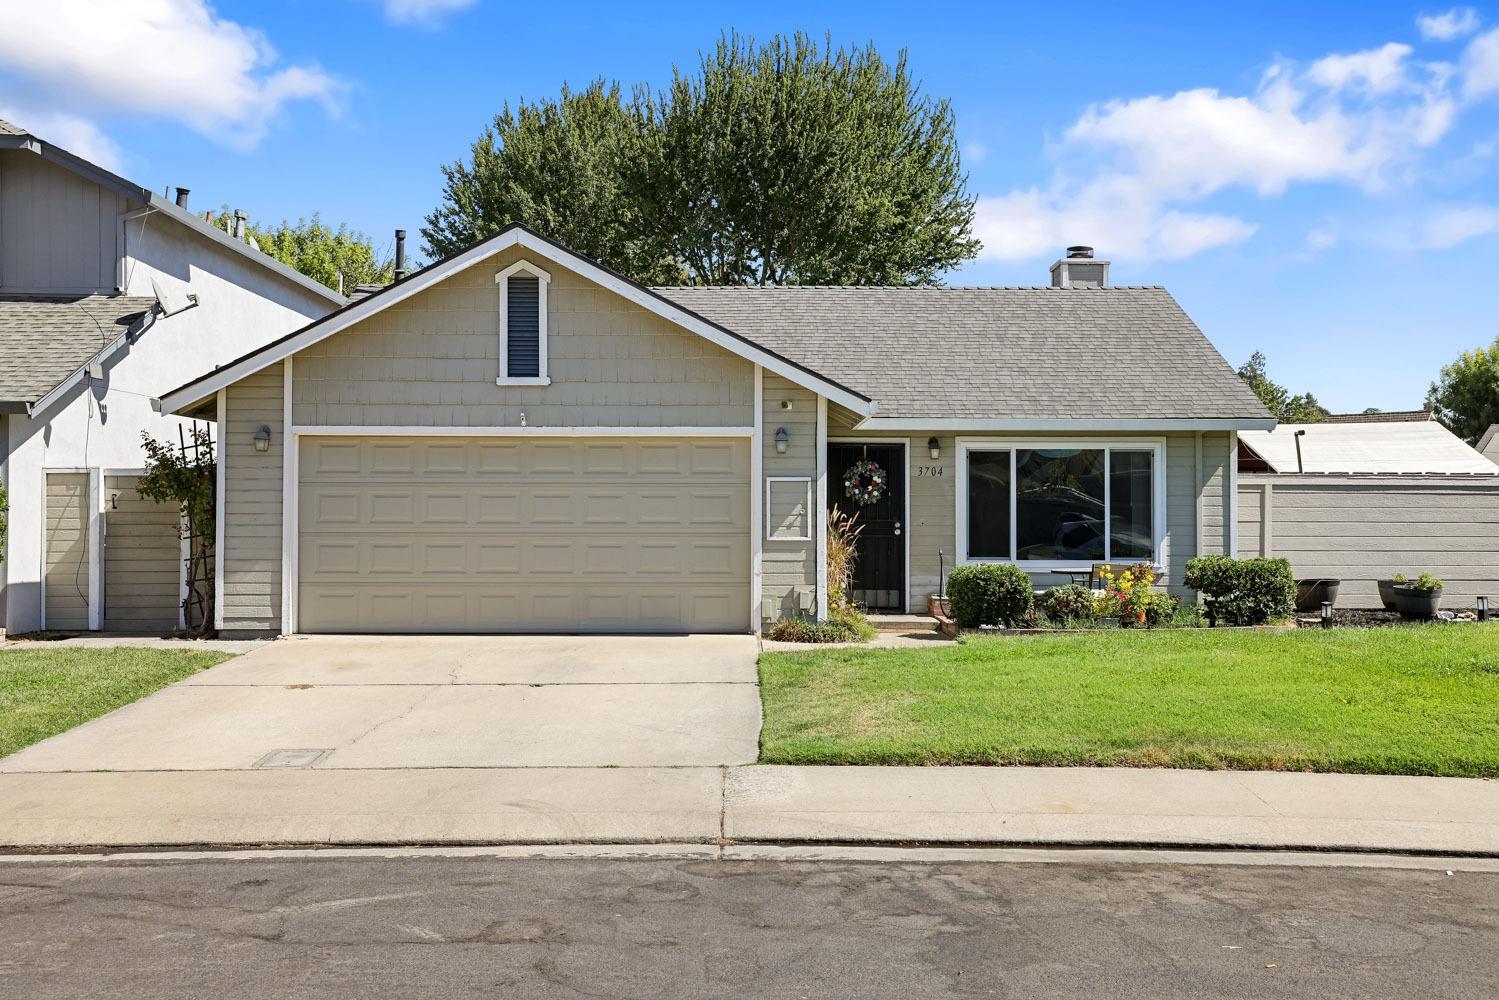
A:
[0,118,27,136]
[0,295,157,405]
[654,285,1271,421]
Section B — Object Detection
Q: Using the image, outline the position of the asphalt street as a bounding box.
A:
[1,853,1494,999]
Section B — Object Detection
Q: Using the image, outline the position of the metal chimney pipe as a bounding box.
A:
[1294,428,1307,473]
[394,229,407,281]
[174,187,190,209]
[233,208,248,241]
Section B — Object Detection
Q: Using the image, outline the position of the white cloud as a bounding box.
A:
[0,105,122,171]
[1413,204,1499,247]
[382,0,478,24]
[974,39,1475,263]
[1461,27,1499,100]
[0,0,343,150]
[963,141,988,165]
[1418,8,1481,41]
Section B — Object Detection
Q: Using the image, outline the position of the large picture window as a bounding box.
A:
[960,443,1160,565]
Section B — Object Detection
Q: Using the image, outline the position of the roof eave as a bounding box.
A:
[853,417,1278,432]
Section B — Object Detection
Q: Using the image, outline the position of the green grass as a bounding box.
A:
[758,625,1499,777]
[0,647,232,758]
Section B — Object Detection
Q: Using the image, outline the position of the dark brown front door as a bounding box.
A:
[828,443,905,612]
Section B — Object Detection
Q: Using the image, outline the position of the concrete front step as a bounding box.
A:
[865,614,939,633]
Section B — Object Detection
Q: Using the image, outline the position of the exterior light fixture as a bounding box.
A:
[1479,596,1490,622]
[774,427,789,454]
[253,424,272,453]
[928,436,941,460]
[1320,601,1333,629]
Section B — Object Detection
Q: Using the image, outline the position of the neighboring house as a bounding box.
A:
[156,228,1271,637]
[0,118,343,635]
[1479,424,1499,465]
[1237,415,1499,608]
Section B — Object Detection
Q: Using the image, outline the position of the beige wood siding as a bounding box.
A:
[0,152,126,293]
[291,245,754,428]
[1237,474,1499,607]
[103,475,181,632]
[220,363,284,633]
[44,473,90,629]
[298,436,750,633]
[761,374,817,623]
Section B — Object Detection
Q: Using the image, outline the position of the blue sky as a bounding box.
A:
[2,1,1497,412]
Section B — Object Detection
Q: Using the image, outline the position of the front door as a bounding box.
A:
[827,443,905,612]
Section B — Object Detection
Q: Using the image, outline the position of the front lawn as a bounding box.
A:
[0,647,232,758]
[759,625,1499,777]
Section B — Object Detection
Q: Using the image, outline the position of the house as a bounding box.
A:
[0,118,344,635]
[1479,424,1499,465]
[1237,414,1499,608]
[156,228,1273,637]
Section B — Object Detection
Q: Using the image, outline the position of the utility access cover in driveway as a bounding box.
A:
[0,635,761,773]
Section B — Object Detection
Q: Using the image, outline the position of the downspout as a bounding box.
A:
[117,205,158,293]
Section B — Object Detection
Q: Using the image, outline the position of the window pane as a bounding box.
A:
[1015,448,1105,561]
[1110,450,1154,559]
[966,451,1011,558]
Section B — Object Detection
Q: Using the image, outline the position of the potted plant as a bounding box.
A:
[1377,574,1406,611]
[1295,578,1341,612]
[1394,572,1443,620]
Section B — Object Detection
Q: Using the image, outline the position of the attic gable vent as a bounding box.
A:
[495,259,551,385]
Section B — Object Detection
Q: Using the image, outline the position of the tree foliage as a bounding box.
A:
[1237,352,1329,423]
[214,210,393,294]
[137,430,216,636]
[423,81,678,283]
[422,33,978,285]
[1426,335,1499,444]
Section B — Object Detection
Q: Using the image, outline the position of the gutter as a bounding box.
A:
[851,417,1278,433]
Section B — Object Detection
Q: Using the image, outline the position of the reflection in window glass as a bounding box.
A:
[1015,449,1105,561]
[966,451,1011,558]
[1110,450,1154,559]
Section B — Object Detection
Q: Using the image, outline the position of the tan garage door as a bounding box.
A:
[297,436,751,633]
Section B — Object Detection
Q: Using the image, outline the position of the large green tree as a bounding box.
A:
[1427,336,1499,444]
[422,33,978,285]
[423,81,677,282]
[1237,352,1329,423]
[214,211,393,294]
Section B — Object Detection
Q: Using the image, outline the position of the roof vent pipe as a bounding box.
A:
[233,208,248,242]
[174,187,190,209]
[394,229,407,281]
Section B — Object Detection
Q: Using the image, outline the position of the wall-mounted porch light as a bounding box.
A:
[928,436,941,460]
[774,427,789,454]
[253,424,272,453]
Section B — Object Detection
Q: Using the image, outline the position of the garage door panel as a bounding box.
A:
[299,436,750,633]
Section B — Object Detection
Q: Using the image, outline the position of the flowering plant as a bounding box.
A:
[843,459,887,506]
[1094,562,1159,626]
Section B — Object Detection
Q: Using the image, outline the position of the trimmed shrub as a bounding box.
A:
[1140,591,1181,629]
[946,563,1035,628]
[1038,584,1095,624]
[1184,555,1295,626]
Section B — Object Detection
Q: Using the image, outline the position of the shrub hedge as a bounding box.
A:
[1184,555,1294,626]
[947,563,1035,628]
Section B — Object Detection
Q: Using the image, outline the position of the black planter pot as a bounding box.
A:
[1376,579,1400,611]
[1393,585,1442,619]
[1295,578,1341,613]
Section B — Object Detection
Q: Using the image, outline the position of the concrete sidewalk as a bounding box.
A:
[2,765,1496,854]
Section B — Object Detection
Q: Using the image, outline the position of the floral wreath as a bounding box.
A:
[843,459,887,507]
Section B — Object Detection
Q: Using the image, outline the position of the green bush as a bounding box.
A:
[1410,572,1444,592]
[1140,591,1181,629]
[766,606,876,644]
[946,563,1035,628]
[1038,584,1095,624]
[1184,556,1294,626]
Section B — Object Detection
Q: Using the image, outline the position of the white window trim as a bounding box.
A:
[955,438,1167,571]
[765,477,814,542]
[495,259,552,386]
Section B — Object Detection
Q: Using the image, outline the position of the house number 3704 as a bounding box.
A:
[916,465,945,477]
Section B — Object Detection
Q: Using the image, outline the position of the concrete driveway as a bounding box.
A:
[0,635,761,772]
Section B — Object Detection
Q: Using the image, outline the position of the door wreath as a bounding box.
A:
[843,459,888,507]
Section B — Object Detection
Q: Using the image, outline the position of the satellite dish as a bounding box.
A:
[151,277,194,316]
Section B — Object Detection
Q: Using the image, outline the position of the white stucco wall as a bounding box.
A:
[2,211,335,634]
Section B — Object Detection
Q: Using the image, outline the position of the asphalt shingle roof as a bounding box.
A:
[1241,422,1498,474]
[0,295,157,405]
[0,118,27,136]
[655,285,1270,421]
